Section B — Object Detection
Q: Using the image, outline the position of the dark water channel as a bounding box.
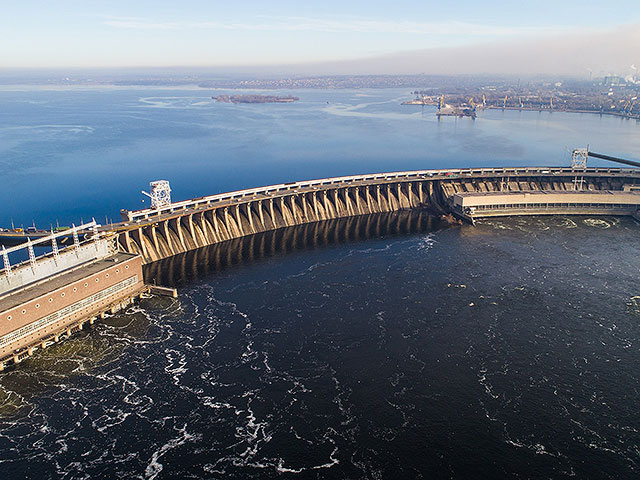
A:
[1,212,639,479]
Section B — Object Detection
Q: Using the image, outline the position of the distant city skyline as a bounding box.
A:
[2,0,639,75]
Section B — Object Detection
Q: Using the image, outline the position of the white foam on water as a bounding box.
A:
[323,102,422,120]
[275,459,305,473]
[583,218,611,228]
[138,96,213,109]
[0,124,95,134]
[417,233,437,252]
[478,366,500,400]
[480,219,513,230]
[558,217,578,229]
[144,424,200,480]
[311,435,340,470]
[262,351,272,374]
[286,378,311,395]
[164,348,188,386]
[91,410,131,434]
[202,399,236,410]
[346,243,393,256]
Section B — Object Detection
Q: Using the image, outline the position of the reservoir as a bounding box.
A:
[1,86,639,227]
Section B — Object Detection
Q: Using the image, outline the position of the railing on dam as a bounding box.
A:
[1,222,115,298]
[111,167,640,264]
[121,166,640,222]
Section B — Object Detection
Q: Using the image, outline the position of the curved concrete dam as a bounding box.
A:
[143,210,444,286]
[111,166,640,264]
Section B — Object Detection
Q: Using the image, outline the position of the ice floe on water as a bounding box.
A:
[138,96,214,109]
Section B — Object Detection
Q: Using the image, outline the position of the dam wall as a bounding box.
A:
[143,210,442,286]
[112,167,640,264]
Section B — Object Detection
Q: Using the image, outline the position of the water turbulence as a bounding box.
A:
[1,212,639,479]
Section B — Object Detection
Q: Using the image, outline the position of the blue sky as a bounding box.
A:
[1,0,639,68]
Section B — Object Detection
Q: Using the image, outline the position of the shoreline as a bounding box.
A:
[401,102,640,120]
[484,105,640,120]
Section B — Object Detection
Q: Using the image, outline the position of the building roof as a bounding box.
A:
[0,253,139,313]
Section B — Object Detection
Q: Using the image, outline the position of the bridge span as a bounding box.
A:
[109,166,640,264]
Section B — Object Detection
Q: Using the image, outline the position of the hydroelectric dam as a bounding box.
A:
[113,166,640,264]
[2,162,640,368]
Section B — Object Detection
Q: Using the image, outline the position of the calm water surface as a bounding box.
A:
[0,88,639,479]
[1,86,639,226]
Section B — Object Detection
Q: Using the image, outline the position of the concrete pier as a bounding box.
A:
[149,285,178,298]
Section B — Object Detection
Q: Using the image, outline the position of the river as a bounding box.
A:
[0,87,639,479]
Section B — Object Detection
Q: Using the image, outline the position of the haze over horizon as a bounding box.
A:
[2,1,639,77]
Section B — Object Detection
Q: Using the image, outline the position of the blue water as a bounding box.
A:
[1,87,640,479]
[1,87,639,227]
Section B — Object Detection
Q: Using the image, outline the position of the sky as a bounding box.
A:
[1,0,639,75]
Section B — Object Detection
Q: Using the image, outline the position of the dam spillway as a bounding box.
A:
[112,167,640,264]
[143,210,444,286]
[2,165,639,368]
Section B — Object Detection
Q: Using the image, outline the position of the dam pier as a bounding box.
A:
[2,164,640,368]
[114,166,640,264]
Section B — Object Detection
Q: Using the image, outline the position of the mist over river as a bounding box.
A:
[0,87,639,479]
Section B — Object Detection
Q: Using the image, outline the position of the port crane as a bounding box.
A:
[623,98,636,114]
